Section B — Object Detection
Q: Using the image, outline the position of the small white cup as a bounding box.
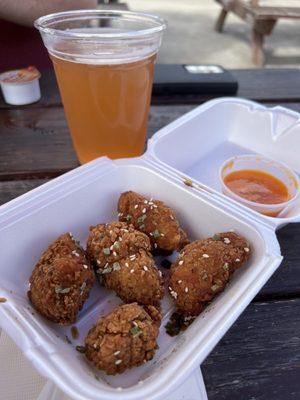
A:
[0,67,41,105]
[219,154,300,217]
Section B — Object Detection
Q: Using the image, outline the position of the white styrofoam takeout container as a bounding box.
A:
[0,97,300,400]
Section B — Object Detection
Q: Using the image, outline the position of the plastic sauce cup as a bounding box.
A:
[0,66,41,105]
[219,154,300,217]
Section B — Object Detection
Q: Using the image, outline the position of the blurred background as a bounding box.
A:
[118,0,300,68]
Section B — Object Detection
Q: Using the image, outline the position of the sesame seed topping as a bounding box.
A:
[142,208,146,213]
[93,343,97,348]
[134,204,138,209]
[119,237,122,242]
[109,230,113,234]
[185,287,189,293]
[133,321,138,327]
[143,266,148,271]
[168,286,172,291]
[114,351,121,356]
[144,200,148,204]
[178,280,182,284]
[72,250,80,257]
[118,212,123,217]
[125,262,129,267]
[223,238,231,244]
[115,359,122,365]
[154,243,158,249]
[235,258,240,262]
[161,233,165,237]
[113,251,117,257]
[211,284,220,292]
[97,260,101,265]
[110,245,114,250]
[244,247,250,253]
[170,290,178,299]
[130,269,134,273]
[83,265,88,269]
[202,254,210,258]
[130,255,136,261]
[158,270,162,277]
[179,260,184,265]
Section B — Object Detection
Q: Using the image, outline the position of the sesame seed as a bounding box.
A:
[144,200,148,204]
[134,204,138,209]
[244,247,250,253]
[168,286,173,291]
[142,208,146,213]
[158,270,162,277]
[83,264,88,269]
[110,245,114,250]
[130,269,134,273]
[211,284,220,292]
[170,215,174,220]
[72,250,80,257]
[185,287,189,293]
[143,266,148,271]
[223,238,231,244]
[97,260,101,265]
[115,359,122,365]
[113,251,117,257]
[125,262,129,267]
[161,233,165,237]
[154,243,158,249]
[93,343,97,348]
[179,260,184,265]
[114,351,120,356]
[130,255,136,261]
[109,230,113,234]
[133,321,138,327]
[170,290,178,299]
[202,254,210,258]
[118,212,123,217]
[119,237,122,242]
[235,258,240,262]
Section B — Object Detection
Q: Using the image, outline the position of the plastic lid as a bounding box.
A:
[0,66,41,84]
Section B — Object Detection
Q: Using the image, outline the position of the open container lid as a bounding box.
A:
[147,97,300,230]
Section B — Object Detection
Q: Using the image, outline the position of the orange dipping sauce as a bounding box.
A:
[224,169,290,205]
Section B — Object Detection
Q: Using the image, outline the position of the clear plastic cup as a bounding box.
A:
[219,154,300,217]
[34,10,166,163]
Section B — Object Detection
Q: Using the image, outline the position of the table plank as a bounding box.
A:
[1,102,300,180]
[1,68,300,109]
[202,298,300,400]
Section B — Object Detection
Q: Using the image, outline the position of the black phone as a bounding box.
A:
[153,64,238,96]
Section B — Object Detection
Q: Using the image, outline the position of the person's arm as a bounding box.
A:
[0,0,97,27]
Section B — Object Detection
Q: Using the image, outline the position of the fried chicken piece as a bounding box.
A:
[87,222,163,305]
[28,233,95,324]
[98,249,164,305]
[169,232,250,316]
[86,221,151,268]
[118,191,189,254]
[85,303,161,375]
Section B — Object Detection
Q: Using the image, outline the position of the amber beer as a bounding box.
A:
[35,10,165,163]
[51,55,155,163]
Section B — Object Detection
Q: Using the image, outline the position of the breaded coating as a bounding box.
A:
[28,233,95,324]
[85,303,161,375]
[86,221,151,268]
[87,222,163,305]
[98,249,164,305]
[169,232,250,316]
[118,191,189,253]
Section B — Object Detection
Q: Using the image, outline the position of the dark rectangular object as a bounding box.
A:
[153,64,238,96]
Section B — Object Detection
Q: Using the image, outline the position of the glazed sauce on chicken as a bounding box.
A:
[224,169,289,204]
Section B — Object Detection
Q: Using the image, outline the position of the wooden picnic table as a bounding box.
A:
[0,68,299,399]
